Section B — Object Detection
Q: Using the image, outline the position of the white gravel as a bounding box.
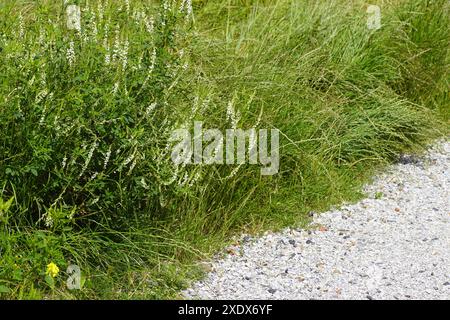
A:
[184,140,450,300]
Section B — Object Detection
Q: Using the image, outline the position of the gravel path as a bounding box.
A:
[184,140,450,300]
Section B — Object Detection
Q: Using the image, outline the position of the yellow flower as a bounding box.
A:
[46,262,59,278]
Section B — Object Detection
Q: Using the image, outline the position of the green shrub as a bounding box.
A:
[0,0,199,231]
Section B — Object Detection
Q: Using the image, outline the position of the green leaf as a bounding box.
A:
[0,285,11,294]
[45,274,55,289]
[0,196,14,215]
[12,269,23,281]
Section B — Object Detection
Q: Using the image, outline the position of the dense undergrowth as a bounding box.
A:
[0,0,448,299]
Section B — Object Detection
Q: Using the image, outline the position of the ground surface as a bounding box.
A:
[184,140,450,300]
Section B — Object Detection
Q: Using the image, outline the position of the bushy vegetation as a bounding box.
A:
[0,0,448,299]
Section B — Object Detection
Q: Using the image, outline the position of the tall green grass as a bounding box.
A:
[0,0,448,299]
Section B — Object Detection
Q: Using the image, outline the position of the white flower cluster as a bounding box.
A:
[112,27,120,62]
[38,29,46,47]
[35,89,49,105]
[131,8,154,35]
[180,0,193,19]
[121,150,137,174]
[141,48,157,88]
[120,40,129,69]
[90,171,98,181]
[39,105,47,126]
[110,27,129,70]
[44,212,54,228]
[112,81,120,95]
[226,100,241,129]
[145,16,154,34]
[18,14,25,39]
[178,170,202,188]
[127,157,137,175]
[97,1,105,21]
[103,17,111,64]
[103,147,112,169]
[146,102,157,117]
[149,47,157,73]
[124,0,130,15]
[62,156,68,169]
[79,141,98,178]
[84,5,98,40]
[67,41,76,66]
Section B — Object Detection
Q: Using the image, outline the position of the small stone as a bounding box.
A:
[398,154,421,165]
[268,288,276,294]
